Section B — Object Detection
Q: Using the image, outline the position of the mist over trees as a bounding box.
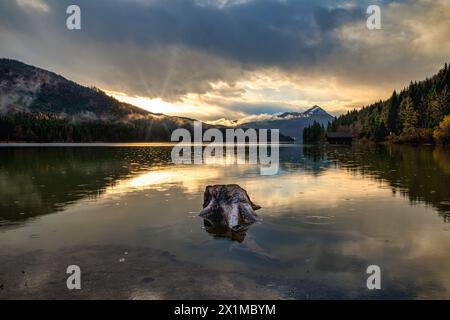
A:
[0,112,191,142]
[0,59,297,143]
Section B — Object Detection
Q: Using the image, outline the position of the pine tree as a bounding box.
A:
[387,90,399,133]
[401,96,418,133]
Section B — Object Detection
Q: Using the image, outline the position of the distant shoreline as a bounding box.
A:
[0,142,296,147]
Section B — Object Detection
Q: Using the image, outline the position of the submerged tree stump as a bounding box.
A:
[199,184,262,230]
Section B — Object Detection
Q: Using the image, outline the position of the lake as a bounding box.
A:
[0,144,450,299]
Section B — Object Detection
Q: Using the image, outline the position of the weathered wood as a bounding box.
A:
[199,184,262,230]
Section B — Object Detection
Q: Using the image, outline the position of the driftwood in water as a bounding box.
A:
[199,184,262,231]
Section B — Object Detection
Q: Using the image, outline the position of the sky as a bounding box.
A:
[0,0,449,123]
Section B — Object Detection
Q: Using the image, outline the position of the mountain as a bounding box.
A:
[0,58,203,142]
[0,59,293,143]
[331,63,450,143]
[239,105,334,142]
[278,105,330,118]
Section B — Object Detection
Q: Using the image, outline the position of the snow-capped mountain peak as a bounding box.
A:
[302,105,330,116]
[278,105,332,119]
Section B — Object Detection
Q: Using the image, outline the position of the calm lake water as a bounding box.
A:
[1,144,450,299]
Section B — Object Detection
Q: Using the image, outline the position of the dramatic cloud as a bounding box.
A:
[0,0,449,119]
[16,0,49,12]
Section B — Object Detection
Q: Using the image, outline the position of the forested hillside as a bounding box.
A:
[0,59,294,143]
[330,63,450,144]
[302,121,326,144]
[0,59,201,142]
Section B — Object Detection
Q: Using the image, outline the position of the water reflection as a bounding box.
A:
[0,147,173,225]
[1,144,450,299]
[322,144,450,220]
[203,218,249,242]
[1,144,450,225]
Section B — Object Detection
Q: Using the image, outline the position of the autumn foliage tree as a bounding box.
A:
[433,115,450,144]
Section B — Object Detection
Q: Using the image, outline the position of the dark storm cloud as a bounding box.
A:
[313,6,363,32]
[1,0,449,114]
[0,0,365,66]
[54,0,363,65]
[226,102,293,115]
[0,0,367,101]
